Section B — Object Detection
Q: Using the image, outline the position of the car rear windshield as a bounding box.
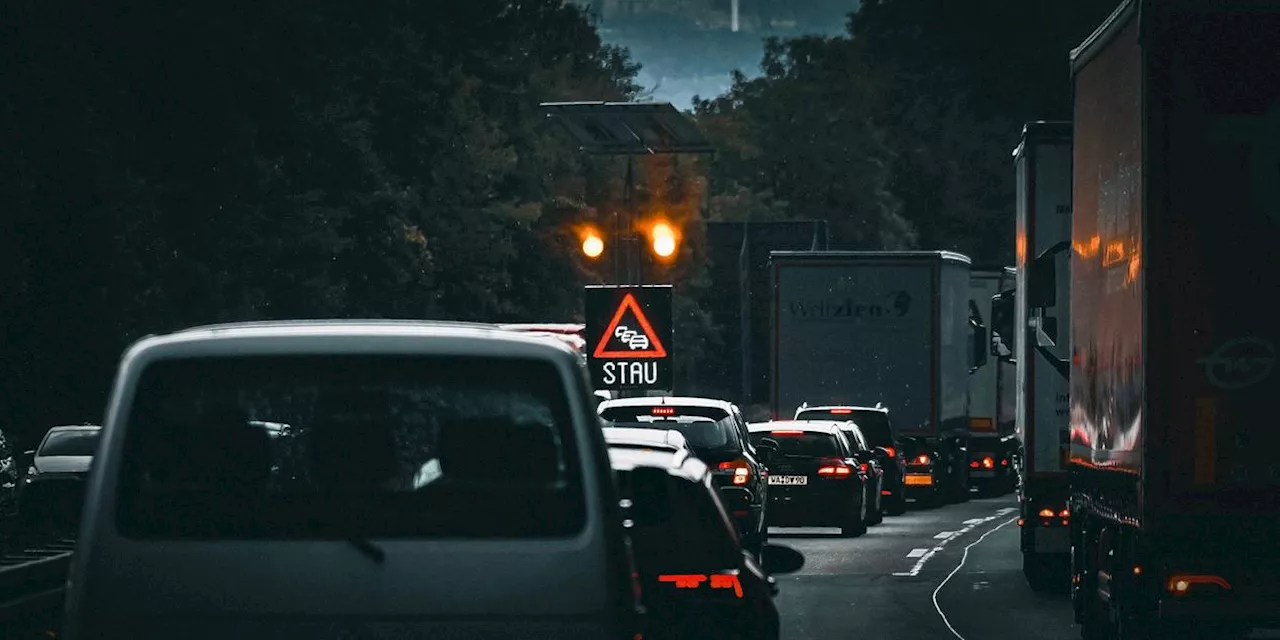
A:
[750,432,842,458]
[604,417,738,457]
[115,355,585,540]
[797,410,894,446]
[39,429,101,457]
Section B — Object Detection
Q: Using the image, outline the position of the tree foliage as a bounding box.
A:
[695,0,1123,260]
[0,0,648,444]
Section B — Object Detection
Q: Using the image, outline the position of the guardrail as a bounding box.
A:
[0,535,75,634]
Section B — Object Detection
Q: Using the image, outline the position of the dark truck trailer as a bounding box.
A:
[966,267,1018,495]
[1063,1,1280,637]
[1009,121,1074,592]
[770,251,981,505]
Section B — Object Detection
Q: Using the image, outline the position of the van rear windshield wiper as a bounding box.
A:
[346,537,386,564]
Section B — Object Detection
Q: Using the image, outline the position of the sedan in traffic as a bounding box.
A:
[747,421,871,537]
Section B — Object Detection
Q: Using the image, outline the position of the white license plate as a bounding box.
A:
[768,475,808,486]
[1034,528,1071,553]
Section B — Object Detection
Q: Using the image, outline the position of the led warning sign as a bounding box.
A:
[585,285,673,390]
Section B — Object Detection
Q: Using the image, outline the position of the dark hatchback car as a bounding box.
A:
[599,396,770,556]
[795,404,907,515]
[747,421,871,537]
[609,446,804,640]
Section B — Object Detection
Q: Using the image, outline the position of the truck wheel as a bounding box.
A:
[1022,552,1056,592]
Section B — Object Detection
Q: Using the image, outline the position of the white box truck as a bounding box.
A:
[967,267,1018,495]
[770,251,980,504]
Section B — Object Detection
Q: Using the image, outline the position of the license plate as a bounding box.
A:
[904,474,933,486]
[970,470,995,478]
[768,475,808,486]
[1034,528,1071,553]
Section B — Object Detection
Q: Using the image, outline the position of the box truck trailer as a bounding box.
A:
[770,251,982,504]
[1063,1,1280,637]
[967,267,1018,495]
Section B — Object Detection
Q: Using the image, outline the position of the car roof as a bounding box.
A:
[607,447,707,483]
[598,396,735,411]
[797,404,888,414]
[747,420,847,435]
[47,425,102,433]
[123,320,582,363]
[602,427,688,450]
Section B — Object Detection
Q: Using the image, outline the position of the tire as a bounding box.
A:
[868,487,884,525]
[886,493,907,516]
[1023,552,1056,592]
[841,495,867,537]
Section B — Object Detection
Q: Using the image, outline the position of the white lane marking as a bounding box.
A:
[907,548,929,558]
[893,509,1006,577]
[962,518,984,525]
[996,507,1015,515]
[931,516,1020,639]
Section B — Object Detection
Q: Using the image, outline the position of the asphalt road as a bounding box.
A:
[769,493,1078,640]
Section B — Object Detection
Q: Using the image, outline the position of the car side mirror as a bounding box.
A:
[760,543,805,575]
[629,467,672,526]
[970,320,989,371]
[1029,241,1070,309]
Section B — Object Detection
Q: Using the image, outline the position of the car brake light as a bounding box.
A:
[718,459,751,485]
[771,430,804,436]
[882,446,896,458]
[1038,508,1054,518]
[651,407,675,416]
[982,457,994,469]
[817,459,852,476]
[913,454,931,465]
[830,408,853,414]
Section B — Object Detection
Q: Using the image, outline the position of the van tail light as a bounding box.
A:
[718,459,751,485]
[817,459,853,477]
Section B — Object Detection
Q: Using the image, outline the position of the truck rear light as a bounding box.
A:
[817,459,852,476]
[718,459,751,485]
[1038,508,1055,518]
[982,457,994,469]
[912,454,931,465]
[1166,574,1231,597]
[1001,458,1009,466]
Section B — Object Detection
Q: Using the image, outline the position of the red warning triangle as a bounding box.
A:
[593,293,668,359]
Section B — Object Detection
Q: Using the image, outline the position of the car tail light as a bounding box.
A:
[829,408,853,414]
[817,459,852,476]
[651,407,675,416]
[882,446,896,458]
[912,454,931,465]
[1037,508,1054,518]
[718,459,751,485]
[1166,574,1231,597]
[771,430,804,436]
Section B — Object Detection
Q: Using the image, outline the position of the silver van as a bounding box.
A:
[64,320,639,640]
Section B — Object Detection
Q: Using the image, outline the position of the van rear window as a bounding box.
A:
[115,355,586,539]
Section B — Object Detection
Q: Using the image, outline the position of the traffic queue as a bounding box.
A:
[22,319,930,640]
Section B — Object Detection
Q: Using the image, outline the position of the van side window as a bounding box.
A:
[116,355,586,540]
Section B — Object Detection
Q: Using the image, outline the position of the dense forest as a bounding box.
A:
[2,0,1118,446]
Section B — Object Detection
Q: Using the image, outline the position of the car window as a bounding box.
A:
[115,354,585,540]
[749,432,841,458]
[38,429,101,457]
[844,426,869,451]
[796,409,894,446]
[617,470,739,573]
[601,413,740,457]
